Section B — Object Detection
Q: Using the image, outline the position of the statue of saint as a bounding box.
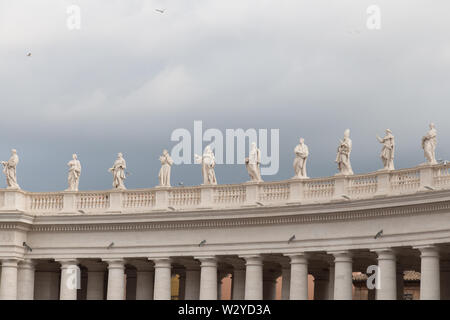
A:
[245,142,262,182]
[293,138,309,179]
[108,152,126,190]
[376,129,395,170]
[158,149,174,187]
[194,145,217,185]
[336,129,354,175]
[1,149,20,189]
[66,154,81,191]
[422,123,437,165]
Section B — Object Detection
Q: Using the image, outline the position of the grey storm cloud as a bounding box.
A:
[0,0,449,191]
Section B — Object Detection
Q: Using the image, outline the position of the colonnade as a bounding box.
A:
[0,246,445,300]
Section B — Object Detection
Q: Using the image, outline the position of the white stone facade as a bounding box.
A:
[1,163,450,300]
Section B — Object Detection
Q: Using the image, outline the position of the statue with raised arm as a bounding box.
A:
[158,149,174,187]
[245,142,263,182]
[194,145,217,185]
[66,154,81,191]
[108,152,126,190]
[422,123,437,165]
[1,149,20,189]
[293,138,309,179]
[376,129,395,170]
[335,129,354,175]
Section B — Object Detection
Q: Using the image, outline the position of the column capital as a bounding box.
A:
[372,248,397,261]
[195,256,218,267]
[56,259,79,268]
[151,257,172,268]
[102,258,125,270]
[285,253,309,264]
[328,250,353,263]
[415,245,440,258]
[18,259,36,270]
[240,255,263,266]
[0,258,20,267]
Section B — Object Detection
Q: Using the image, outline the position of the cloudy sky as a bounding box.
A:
[0,0,449,191]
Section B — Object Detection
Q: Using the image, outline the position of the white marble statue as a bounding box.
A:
[1,149,20,189]
[194,145,217,185]
[376,129,395,170]
[245,142,263,182]
[336,129,354,175]
[66,154,81,191]
[293,138,309,179]
[108,152,127,190]
[422,123,437,165]
[158,149,174,187]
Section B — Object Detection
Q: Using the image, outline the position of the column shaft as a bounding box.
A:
[0,259,19,300]
[419,246,440,300]
[332,252,353,300]
[242,256,263,300]
[185,268,200,300]
[289,254,308,300]
[198,257,217,300]
[105,259,125,300]
[153,258,172,300]
[281,267,290,300]
[376,250,397,300]
[59,260,79,300]
[17,260,35,300]
[231,268,245,300]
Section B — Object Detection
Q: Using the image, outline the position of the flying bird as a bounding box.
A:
[374,230,383,239]
[155,9,165,13]
[198,240,206,247]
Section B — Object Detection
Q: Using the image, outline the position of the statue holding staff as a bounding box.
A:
[246,142,263,182]
[293,138,309,179]
[158,149,174,187]
[1,149,20,189]
[66,154,81,191]
[194,145,217,185]
[109,152,127,190]
[376,129,395,170]
[336,129,354,175]
[422,123,437,165]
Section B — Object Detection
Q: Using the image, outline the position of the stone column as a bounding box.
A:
[396,263,404,300]
[313,270,329,300]
[178,273,186,300]
[131,260,154,300]
[17,259,36,300]
[197,257,218,300]
[104,259,126,300]
[242,255,263,300]
[327,265,335,300]
[263,269,279,300]
[185,263,200,300]
[58,259,80,300]
[375,249,397,300]
[281,264,290,300]
[84,261,106,300]
[288,254,308,300]
[332,251,353,300]
[153,258,172,300]
[231,264,245,300]
[419,246,440,300]
[440,260,450,300]
[0,258,19,300]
